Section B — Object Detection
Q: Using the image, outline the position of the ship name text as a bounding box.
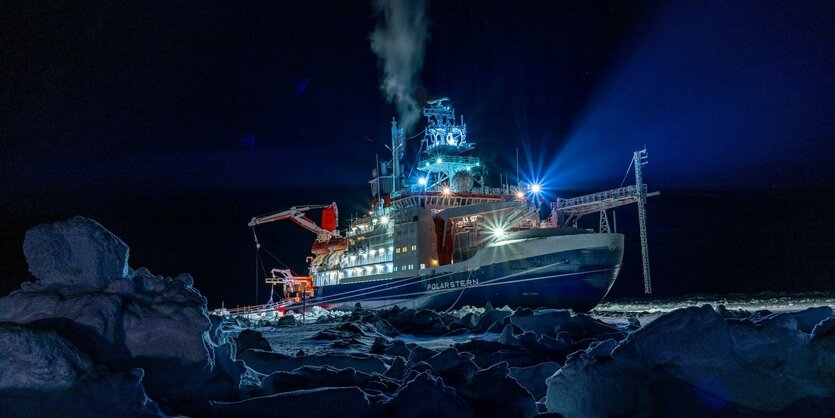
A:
[426,278,479,291]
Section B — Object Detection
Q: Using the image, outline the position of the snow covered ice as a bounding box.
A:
[0,217,255,416]
[547,305,835,416]
[0,217,833,417]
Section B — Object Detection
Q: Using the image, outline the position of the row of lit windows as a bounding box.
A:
[394,264,415,272]
[348,248,393,260]
[340,263,394,278]
[394,245,418,254]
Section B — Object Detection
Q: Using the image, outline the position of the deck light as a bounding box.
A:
[491,226,508,239]
[530,183,542,194]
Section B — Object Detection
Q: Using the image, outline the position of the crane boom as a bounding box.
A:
[248,203,340,242]
[551,148,657,294]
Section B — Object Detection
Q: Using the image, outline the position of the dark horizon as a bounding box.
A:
[1,0,833,306]
[2,186,832,308]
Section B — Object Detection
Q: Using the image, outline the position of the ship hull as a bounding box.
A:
[289,232,624,313]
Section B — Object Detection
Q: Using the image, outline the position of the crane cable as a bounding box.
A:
[443,270,472,313]
[619,157,635,188]
[260,246,293,272]
[252,227,293,269]
[405,134,426,179]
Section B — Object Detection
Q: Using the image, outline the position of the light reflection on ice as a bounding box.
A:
[593,292,835,325]
[229,293,835,354]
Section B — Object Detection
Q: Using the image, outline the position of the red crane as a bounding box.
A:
[248,203,340,243]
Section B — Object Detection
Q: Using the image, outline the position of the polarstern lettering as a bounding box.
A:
[426,278,479,290]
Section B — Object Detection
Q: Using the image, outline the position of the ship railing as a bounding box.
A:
[220,304,276,316]
[416,155,481,170]
[516,218,540,229]
[402,184,513,196]
[346,220,395,236]
[551,185,654,221]
[340,254,393,269]
[425,141,475,153]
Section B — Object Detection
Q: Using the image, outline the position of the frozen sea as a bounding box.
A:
[249,292,835,354]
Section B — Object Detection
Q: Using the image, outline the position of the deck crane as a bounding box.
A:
[247,204,342,308]
[248,203,341,243]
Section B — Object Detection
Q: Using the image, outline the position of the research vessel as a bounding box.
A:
[247,99,656,313]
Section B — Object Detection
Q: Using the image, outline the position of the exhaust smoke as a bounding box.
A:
[370,0,429,133]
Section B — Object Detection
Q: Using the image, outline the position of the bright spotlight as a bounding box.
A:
[436,157,443,164]
[491,226,507,239]
[515,190,525,200]
[530,183,542,194]
[418,177,427,186]
[441,186,451,195]
[380,215,389,224]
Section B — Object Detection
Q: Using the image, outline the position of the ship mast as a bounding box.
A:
[390,119,404,195]
[633,148,651,294]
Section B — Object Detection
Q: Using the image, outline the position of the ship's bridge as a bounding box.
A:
[410,99,486,194]
[423,98,473,154]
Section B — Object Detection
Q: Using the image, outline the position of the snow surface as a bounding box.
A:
[547,304,835,416]
[593,293,835,326]
[0,322,93,391]
[0,322,162,416]
[1,217,833,417]
[22,216,130,292]
[0,217,255,416]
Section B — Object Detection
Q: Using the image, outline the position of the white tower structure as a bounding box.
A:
[416,98,482,192]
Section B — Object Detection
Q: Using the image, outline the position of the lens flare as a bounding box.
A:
[491,226,507,239]
[530,183,542,194]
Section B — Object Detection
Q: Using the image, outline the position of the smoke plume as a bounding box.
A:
[370,0,428,132]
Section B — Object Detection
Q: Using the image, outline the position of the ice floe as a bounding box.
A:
[1,217,833,417]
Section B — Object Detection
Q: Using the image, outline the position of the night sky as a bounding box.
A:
[2,0,833,307]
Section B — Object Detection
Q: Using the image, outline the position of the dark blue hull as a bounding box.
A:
[289,243,622,313]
